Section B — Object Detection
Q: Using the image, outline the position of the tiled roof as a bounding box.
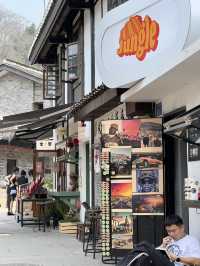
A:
[68,85,108,117]
[1,59,42,80]
[28,0,56,60]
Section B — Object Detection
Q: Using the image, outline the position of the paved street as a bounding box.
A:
[0,211,105,266]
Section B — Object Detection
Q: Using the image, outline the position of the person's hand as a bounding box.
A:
[162,236,173,247]
[166,251,177,262]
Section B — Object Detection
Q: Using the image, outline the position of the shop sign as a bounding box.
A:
[96,0,191,88]
[117,15,159,61]
[36,139,55,151]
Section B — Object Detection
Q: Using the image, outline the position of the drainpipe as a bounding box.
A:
[90,3,95,208]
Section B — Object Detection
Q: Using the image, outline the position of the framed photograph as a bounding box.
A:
[132,168,163,194]
[112,234,133,249]
[121,120,141,148]
[112,212,133,235]
[101,120,123,148]
[132,194,164,215]
[132,153,162,169]
[111,180,132,210]
[136,169,159,193]
[110,147,132,177]
[101,120,142,148]
[140,118,162,148]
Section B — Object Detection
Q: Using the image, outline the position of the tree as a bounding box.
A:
[0,5,36,64]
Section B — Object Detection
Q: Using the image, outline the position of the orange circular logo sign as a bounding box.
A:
[117,15,160,61]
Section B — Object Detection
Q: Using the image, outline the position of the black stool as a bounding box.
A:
[84,209,102,259]
[36,200,53,232]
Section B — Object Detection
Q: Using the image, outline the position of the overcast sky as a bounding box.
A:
[0,0,47,26]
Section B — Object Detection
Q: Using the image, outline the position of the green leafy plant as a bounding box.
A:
[62,208,80,223]
[45,199,70,222]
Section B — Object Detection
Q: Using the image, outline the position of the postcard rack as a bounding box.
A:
[100,119,164,262]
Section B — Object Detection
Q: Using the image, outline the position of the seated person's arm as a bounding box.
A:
[168,252,200,265]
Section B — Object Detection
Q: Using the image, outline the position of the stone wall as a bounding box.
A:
[0,72,45,117]
[0,145,33,178]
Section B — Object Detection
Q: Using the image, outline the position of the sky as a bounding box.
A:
[0,0,47,26]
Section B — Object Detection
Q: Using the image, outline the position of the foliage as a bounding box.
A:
[45,199,70,222]
[43,177,53,191]
[62,208,80,223]
[0,5,37,64]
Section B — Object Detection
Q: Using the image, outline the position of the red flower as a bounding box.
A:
[73,138,79,145]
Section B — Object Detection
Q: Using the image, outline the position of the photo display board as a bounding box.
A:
[100,119,164,258]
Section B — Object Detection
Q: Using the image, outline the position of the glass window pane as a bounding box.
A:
[68,55,78,68]
[68,67,78,80]
[108,0,129,11]
[68,44,78,56]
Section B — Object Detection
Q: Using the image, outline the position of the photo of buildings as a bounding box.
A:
[112,212,133,234]
[110,147,132,177]
[111,180,132,210]
[132,194,164,214]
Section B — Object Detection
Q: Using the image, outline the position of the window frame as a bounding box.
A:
[107,0,129,11]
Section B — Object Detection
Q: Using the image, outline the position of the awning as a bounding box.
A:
[163,105,200,146]
[0,104,71,141]
[68,85,128,122]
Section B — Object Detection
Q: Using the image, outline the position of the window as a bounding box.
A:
[66,43,78,81]
[43,64,60,100]
[33,102,43,111]
[108,0,129,11]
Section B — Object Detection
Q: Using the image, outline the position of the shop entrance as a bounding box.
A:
[164,107,188,229]
[7,159,16,175]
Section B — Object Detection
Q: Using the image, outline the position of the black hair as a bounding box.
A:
[28,169,33,176]
[165,215,183,227]
[21,170,26,176]
[81,202,90,210]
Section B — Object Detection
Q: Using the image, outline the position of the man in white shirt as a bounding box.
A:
[162,214,200,265]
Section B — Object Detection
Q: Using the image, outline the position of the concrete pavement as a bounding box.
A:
[0,212,105,266]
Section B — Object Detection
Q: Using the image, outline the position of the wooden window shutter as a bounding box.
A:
[43,64,61,100]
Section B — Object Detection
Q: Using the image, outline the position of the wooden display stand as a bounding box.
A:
[59,222,77,235]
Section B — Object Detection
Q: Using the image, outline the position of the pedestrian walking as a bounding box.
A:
[9,177,17,215]
[4,167,19,215]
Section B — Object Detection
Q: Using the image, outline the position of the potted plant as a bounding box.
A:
[59,208,80,235]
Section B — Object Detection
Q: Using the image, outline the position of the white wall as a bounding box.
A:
[189,208,200,240]
[78,122,91,222]
[94,0,107,87]
[84,9,92,94]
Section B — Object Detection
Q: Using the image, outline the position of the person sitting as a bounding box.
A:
[118,215,200,266]
[161,214,200,265]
